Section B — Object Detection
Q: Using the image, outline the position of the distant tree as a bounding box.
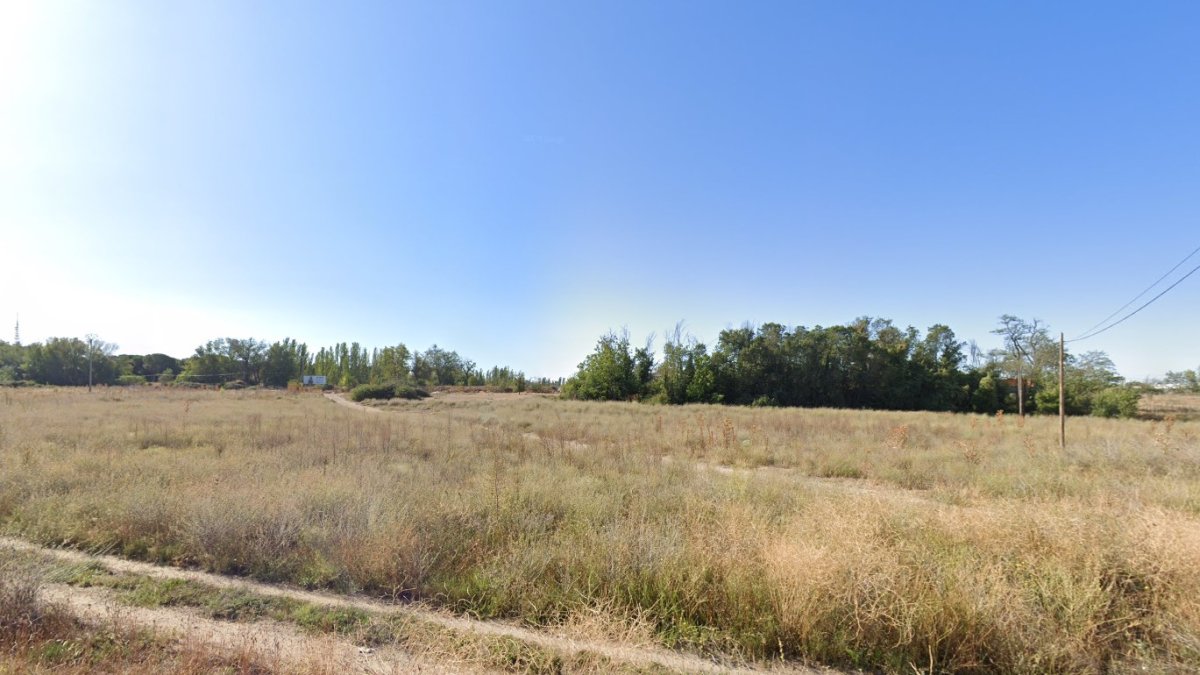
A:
[483,365,527,392]
[1163,368,1200,392]
[141,353,181,378]
[0,340,25,382]
[912,324,966,410]
[658,323,715,403]
[226,338,267,384]
[991,315,1054,413]
[262,338,308,387]
[562,330,640,401]
[372,344,411,384]
[971,370,1003,414]
[633,335,656,399]
[25,337,118,386]
[179,339,236,384]
[413,345,473,386]
[1035,349,1125,416]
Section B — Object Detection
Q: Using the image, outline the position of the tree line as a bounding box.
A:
[0,336,554,392]
[562,316,1146,418]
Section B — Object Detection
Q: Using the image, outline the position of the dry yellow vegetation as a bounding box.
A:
[2,386,1199,673]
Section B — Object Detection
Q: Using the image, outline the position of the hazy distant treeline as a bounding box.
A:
[0,336,556,392]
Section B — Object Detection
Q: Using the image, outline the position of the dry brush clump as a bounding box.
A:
[2,387,1200,672]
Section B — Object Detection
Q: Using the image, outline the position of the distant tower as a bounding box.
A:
[13,314,19,346]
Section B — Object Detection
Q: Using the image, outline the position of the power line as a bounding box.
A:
[1068,261,1200,343]
[1074,243,1200,340]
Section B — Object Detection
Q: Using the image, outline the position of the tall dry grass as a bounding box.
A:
[2,387,1200,672]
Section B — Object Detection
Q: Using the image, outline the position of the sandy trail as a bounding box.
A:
[39,583,451,674]
[325,392,384,414]
[1,537,821,675]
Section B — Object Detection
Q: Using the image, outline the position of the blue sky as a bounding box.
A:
[2,1,1198,380]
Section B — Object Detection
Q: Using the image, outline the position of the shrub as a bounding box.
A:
[350,383,398,402]
[1091,387,1141,418]
[115,375,147,386]
[350,383,430,402]
[393,384,429,400]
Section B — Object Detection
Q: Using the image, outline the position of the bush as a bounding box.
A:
[1091,387,1141,418]
[350,383,398,402]
[350,383,429,402]
[1033,385,1090,416]
[393,384,429,400]
[115,375,147,386]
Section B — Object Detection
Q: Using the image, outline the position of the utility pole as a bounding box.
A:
[1013,336,1024,418]
[86,333,96,392]
[1058,332,1065,449]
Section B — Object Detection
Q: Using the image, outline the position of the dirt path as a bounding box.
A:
[39,583,451,674]
[1,537,822,675]
[325,392,384,414]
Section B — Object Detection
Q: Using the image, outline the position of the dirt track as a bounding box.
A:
[1,536,822,674]
[325,391,384,413]
[39,583,446,674]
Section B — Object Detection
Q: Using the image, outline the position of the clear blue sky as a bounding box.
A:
[2,1,1198,380]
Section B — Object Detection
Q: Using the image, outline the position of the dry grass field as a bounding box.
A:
[2,387,1200,673]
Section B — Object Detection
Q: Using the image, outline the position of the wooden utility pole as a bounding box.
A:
[1014,337,1024,418]
[1058,332,1065,449]
[85,333,96,392]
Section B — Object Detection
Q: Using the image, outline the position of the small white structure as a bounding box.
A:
[302,375,327,386]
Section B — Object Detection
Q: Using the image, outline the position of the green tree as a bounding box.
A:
[912,324,966,411]
[562,331,639,401]
[1091,387,1141,418]
[658,323,714,403]
[1163,368,1200,392]
[179,339,236,384]
[372,344,411,384]
[971,370,1002,414]
[991,315,1054,414]
[262,338,308,387]
[1035,350,1125,416]
[226,338,267,384]
[0,340,25,382]
[24,337,118,386]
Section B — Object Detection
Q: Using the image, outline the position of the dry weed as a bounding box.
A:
[1,387,1198,672]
